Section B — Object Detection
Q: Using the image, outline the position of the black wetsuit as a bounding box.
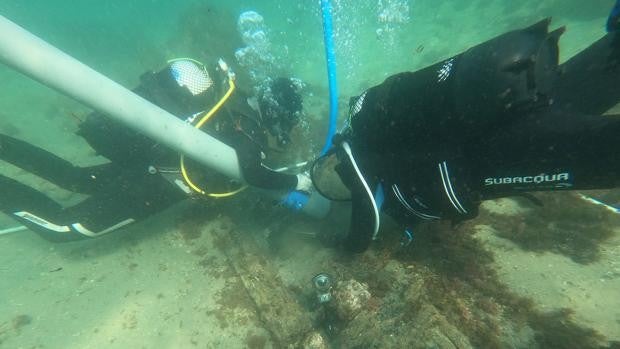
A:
[338,19,620,252]
[0,64,297,242]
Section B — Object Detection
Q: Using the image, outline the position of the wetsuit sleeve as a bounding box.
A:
[229,130,298,191]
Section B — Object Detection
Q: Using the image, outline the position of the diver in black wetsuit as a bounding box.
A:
[312,16,620,253]
[0,58,309,241]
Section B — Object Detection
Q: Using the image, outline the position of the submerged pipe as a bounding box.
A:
[0,15,330,218]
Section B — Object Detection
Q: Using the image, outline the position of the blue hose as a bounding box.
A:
[320,0,339,155]
[608,0,620,32]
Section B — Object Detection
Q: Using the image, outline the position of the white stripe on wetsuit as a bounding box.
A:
[71,219,135,237]
[391,184,439,220]
[438,161,468,214]
[13,211,71,232]
[342,141,381,240]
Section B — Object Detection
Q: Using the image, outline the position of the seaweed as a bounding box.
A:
[399,220,611,348]
[245,333,267,349]
[11,315,32,333]
[334,216,613,348]
[530,309,606,349]
[175,200,220,235]
[485,192,619,264]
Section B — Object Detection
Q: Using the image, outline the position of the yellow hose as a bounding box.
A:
[196,78,236,128]
[180,74,247,198]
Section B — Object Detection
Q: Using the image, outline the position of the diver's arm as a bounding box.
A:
[241,162,298,191]
[231,131,298,191]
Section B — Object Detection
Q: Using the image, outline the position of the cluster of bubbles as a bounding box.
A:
[308,0,411,86]
[376,0,412,47]
[234,10,313,153]
[325,0,371,85]
[234,11,278,87]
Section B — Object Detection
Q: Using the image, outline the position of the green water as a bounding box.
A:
[0,0,612,145]
[0,1,618,348]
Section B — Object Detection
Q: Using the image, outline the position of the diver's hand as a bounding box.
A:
[282,190,309,212]
[295,172,313,193]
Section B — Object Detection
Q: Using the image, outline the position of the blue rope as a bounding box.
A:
[320,0,339,155]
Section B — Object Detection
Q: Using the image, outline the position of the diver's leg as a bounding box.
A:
[0,174,76,240]
[4,171,187,242]
[0,134,119,194]
[474,109,620,199]
[554,32,620,115]
[56,173,186,242]
[0,174,63,216]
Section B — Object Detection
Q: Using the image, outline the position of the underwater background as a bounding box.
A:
[0,0,619,348]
